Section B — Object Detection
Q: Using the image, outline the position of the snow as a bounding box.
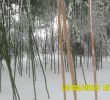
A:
[0,55,110,100]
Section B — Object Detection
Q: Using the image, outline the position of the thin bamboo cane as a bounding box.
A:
[32,35,50,99]
[58,27,60,74]
[79,1,87,84]
[45,30,47,70]
[27,1,37,99]
[89,0,98,100]
[57,0,66,100]
[60,0,77,100]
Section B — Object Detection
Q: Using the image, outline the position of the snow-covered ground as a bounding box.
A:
[0,55,110,100]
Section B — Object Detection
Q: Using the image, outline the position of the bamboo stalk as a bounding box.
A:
[27,1,37,99]
[88,0,98,100]
[57,0,66,99]
[60,0,77,100]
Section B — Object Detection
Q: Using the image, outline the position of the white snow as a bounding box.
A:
[0,55,110,100]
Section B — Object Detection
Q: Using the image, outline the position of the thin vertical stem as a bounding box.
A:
[57,0,66,100]
[89,0,98,100]
[60,0,77,100]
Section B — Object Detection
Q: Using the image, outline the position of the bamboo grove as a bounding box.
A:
[0,0,110,100]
